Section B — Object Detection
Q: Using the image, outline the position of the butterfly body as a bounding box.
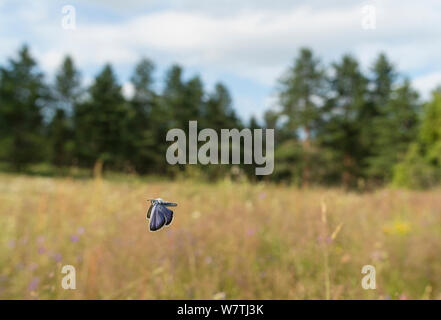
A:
[146,198,177,231]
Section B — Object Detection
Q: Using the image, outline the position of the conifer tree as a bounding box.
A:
[74,64,129,170]
[0,45,49,169]
[48,56,81,166]
[319,55,368,187]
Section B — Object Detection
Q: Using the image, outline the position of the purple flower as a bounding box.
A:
[29,263,38,271]
[204,256,213,265]
[317,235,324,243]
[70,235,80,243]
[38,247,46,254]
[28,277,40,291]
[7,240,16,249]
[317,235,333,245]
[53,253,62,262]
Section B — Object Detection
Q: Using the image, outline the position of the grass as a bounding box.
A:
[0,173,441,299]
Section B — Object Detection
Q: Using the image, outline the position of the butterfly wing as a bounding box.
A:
[149,204,167,231]
[157,204,174,225]
[162,202,177,207]
[146,203,153,220]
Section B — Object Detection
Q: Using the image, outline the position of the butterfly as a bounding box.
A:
[146,198,177,231]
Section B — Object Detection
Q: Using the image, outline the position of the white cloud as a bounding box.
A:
[413,71,441,100]
[43,2,440,86]
[2,0,441,119]
[122,82,135,99]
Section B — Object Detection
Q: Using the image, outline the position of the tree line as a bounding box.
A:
[0,45,440,188]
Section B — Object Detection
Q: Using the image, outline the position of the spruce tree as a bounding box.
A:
[319,55,368,187]
[0,45,49,169]
[361,53,397,182]
[368,80,420,182]
[278,48,325,185]
[127,58,160,173]
[74,64,129,170]
[49,56,81,167]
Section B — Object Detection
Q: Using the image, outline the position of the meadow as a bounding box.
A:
[0,173,440,300]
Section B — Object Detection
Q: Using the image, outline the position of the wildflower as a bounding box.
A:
[28,277,40,291]
[317,235,333,245]
[53,253,62,262]
[383,220,411,236]
[371,250,387,262]
[38,247,46,254]
[204,256,213,265]
[7,240,16,249]
[70,235,80,243]
[29,263,38,271]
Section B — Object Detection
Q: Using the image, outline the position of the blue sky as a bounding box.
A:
[1,0,441,123]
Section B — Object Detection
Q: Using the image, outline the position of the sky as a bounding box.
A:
[1,0,440,123]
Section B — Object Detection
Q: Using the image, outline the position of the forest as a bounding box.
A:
[1,45,440,189]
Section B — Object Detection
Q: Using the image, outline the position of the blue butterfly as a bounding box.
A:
[146,198,177,231]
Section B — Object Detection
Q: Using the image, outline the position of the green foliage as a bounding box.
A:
[367,80,420,183]
[0,44,440,188]
[360,54,398,181]
[278,48,325,136]
[48,109,74,166]
[74,64,130,169]
[318,54,368,187]
[277,48,326,186]
[126,58,162,174]
[48,56,81,167]
[275,50,425,188]
[205,83,241,130]
[393,91,441,188]
[393,143,440,189]
[273,139,337,186]
[0,45,49,169]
